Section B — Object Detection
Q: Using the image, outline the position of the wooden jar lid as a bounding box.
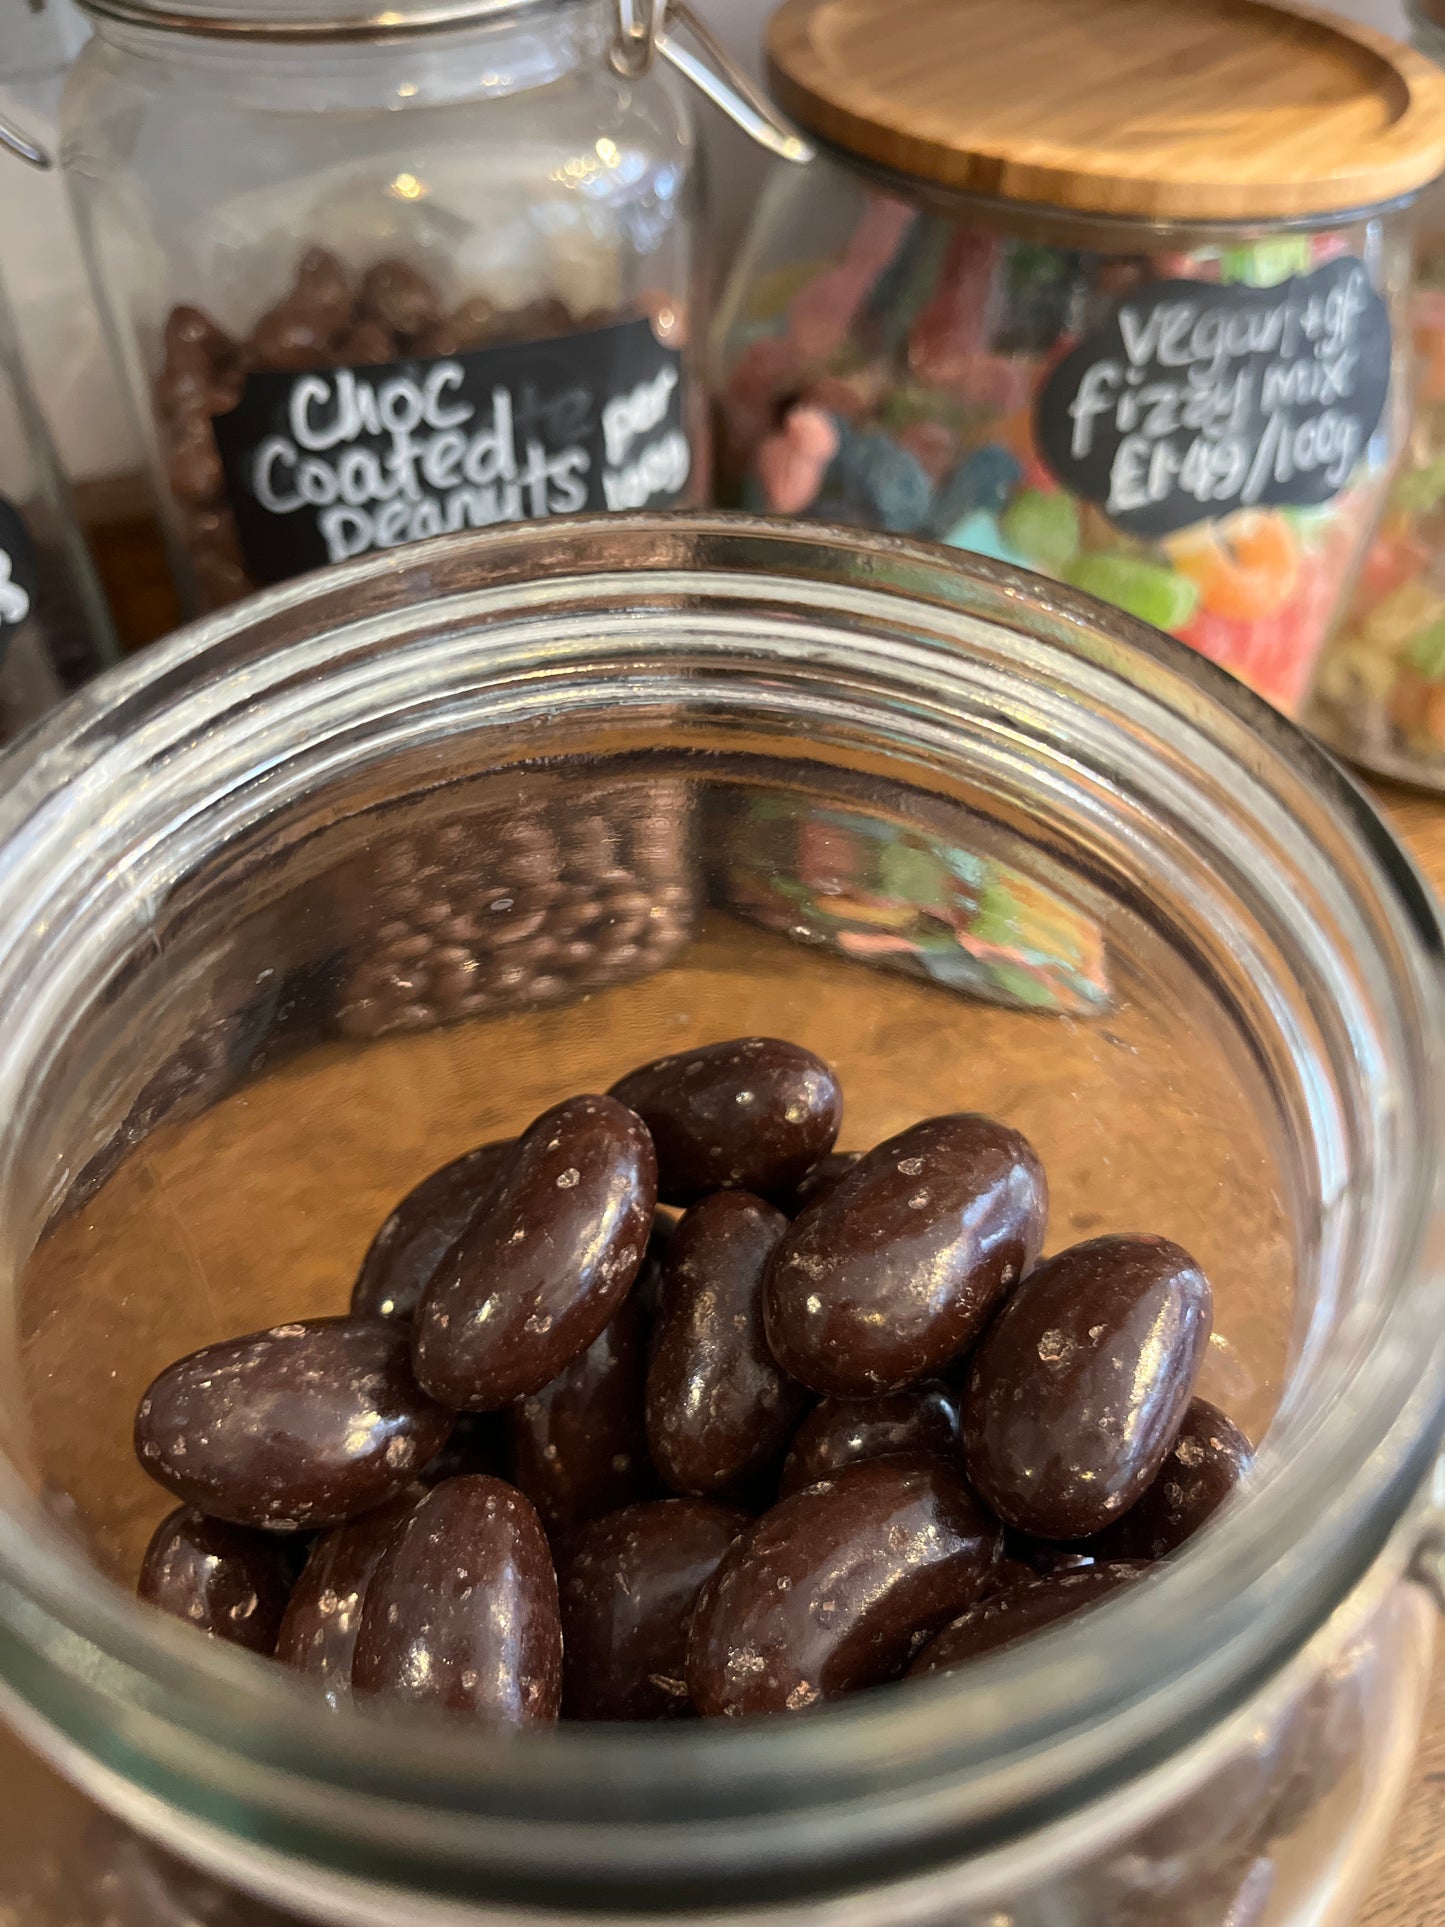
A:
[766,0,1445,221]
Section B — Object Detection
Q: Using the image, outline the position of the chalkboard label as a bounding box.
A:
[0,495,37,657]
[1035,258,1391,538]
[211,317,691,587]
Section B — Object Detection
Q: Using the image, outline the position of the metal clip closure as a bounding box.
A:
[0,115,52,170]
[613,0,814,165]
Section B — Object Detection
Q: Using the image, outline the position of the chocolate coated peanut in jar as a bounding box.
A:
[150,249,697,613]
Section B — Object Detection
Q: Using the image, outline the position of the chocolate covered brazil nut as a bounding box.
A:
[559,1498,750,1720]
[275,1487,422,1703]
[687,1455,999,1716]
[352,1475,562,1724]
[610,1037,842,1205]
[138,1506,294,1653]
[350,1139,515,1323]
[412,1094,656,1409]
[909,1562,1150,1676]
[764,1114,1047,1397]
[134,1318,453,1529]
[1087,1397,1253,1561]
[645,1189,806,1498]
[778,1381,960,1497]
[508,1293,656,1535]
[961,1234,1213,1540]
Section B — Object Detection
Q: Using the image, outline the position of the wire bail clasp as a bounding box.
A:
[0,115,52,170]
[611,0,814,165]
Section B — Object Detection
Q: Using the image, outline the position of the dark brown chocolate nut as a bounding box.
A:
[778,1382,959,1498]
[250,300,340,371]
[764,1114,1047,1398]
[137,1506,293,1652]
[359,259,441,338]
[961,1234,1213,1541]
[165,419,225,506]
[609,1037,842,1206]
[275,1487,421,1702]
[687,1456,999,1716]
[448,294,499,346]
[292,246,354,334]
[412,1095,656,1410]
[155,338,217,417]
[164,303,236,365]
[1089,1399,1252,1562]
[335,320,397,366]
[350,1139,515,1323]
[135,1317,453,1529]
[192,548,251,607]
[508,1294,655,1534]
[411,320,463,357]
[510,295,575,340]
[908,1562,1149,1676]
[646,1190,805,1497]
[785,1151,859,1214]
[351,1475,561,1723]
[420,1411,508,1485]
[559,1498,749,1720]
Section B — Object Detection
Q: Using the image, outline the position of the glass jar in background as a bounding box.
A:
[0,517,1440,1927]
[714,0,1445,718]
[0,259,118,741]
[59,0,805,616]
[1307,0,1445,788]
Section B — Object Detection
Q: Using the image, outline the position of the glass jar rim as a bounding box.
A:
[74,0,564,42]
[0,514,1441,1914]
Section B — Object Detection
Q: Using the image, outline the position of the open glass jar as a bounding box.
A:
[714,0,1445,717]
[0,515,1441,1926]
[0,261,118,741]
[59,0,806,615]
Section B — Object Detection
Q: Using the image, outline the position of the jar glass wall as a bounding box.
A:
[714,158,1414,718]
[0,265,118,741]
[0,517,1439,1926]
[61,0,704,616]
[1307,4,1445,787]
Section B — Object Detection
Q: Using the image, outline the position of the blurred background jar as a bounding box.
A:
[1308,0,1445,787]
[59,0,788,616]
[714,0,1445,719]
[0,260,117,743]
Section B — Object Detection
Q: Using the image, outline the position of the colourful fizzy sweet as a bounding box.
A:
[1308,225,1445,784]
[719,195,1398,719]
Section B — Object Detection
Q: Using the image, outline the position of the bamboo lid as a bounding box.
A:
[766,0,1445,221]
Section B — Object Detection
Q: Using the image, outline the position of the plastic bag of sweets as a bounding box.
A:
[713,0,1445,717]
[1307,0,1445,787]
[59,0,811,618]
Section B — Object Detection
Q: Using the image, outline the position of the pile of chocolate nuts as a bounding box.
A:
[132,1035,1248,1725]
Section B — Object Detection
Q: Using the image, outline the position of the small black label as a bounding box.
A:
[0,494,38,654]
[211,317,691,587]
[1035,257,1391,538]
